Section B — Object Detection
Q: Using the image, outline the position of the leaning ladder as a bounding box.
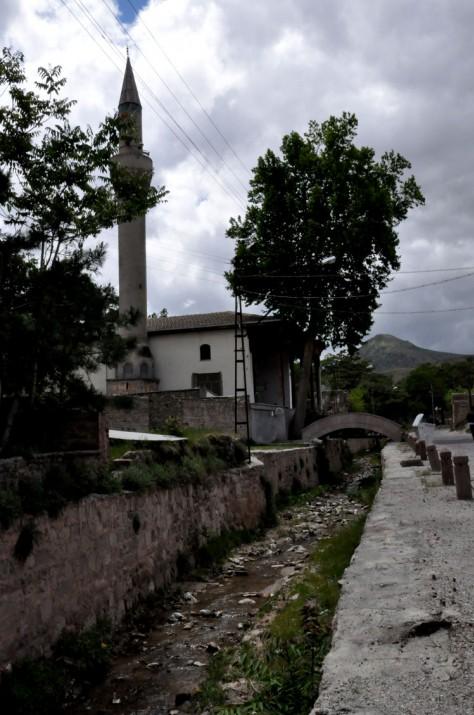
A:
[234,293,251,461]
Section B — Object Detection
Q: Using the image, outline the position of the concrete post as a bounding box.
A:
[453,455,472,500]
[427,444,441,472]
[440,449,454,486]
[417,439,427,461]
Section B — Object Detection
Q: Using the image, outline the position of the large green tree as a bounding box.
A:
[321,352,374,392]
[0,48,166,448]
[226,113,424,435]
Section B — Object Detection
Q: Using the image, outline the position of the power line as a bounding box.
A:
[236,266,474,278]
[240,270,474,301]
[63,0,247,212]
[99,0,249,196]
[242,294,474,316]
[70,0,245,210]
[124,0,251,177]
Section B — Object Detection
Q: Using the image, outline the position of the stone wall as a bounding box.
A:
[0,443,344,667]
[105,395,150,432]
[105,389,248,436]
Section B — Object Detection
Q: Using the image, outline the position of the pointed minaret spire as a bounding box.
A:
[118,56,142,145]
[113,56,154,381]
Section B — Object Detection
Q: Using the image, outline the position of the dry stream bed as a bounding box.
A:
[69,455,377,715]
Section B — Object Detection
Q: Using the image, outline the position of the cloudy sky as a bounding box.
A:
[2,0,474,354]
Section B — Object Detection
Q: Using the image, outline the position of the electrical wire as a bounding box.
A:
[99,0,249,196]
[239,270,474,301]
[70,0,246,209]
[124,0,251,176]
[61,0,247,212]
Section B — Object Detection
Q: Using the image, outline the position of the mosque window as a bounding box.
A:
[123,362,133,378]
[140,362,149,378]
[200,343,211,361]
[192,372,222,396]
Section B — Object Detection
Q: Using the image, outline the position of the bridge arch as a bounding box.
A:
[302,412,402,442]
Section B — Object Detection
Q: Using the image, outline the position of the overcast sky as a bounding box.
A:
[2,0,474,354]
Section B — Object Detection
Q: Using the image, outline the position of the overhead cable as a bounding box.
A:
[62,0,247,212]
[124,0,251,176]
[99,0,249,196]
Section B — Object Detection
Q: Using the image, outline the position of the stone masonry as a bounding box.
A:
[0,443,346,667]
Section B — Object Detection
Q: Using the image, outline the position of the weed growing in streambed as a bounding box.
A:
[197,516,367,715]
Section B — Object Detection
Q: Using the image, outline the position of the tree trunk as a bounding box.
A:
[314,349,322,412]
[292,336,315,438]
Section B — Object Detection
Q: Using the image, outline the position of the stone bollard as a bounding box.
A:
[417,439,427,461]
[453,455,472,500]
[440,449,454,486]
[427,444,441,472]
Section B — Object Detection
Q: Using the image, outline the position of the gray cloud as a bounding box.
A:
[2,0,474,353]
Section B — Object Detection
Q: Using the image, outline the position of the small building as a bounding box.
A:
[108,311,293,408]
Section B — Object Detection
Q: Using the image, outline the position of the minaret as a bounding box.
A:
[114,57,155,384]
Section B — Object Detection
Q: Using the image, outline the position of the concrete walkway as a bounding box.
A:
[312,440,474,715]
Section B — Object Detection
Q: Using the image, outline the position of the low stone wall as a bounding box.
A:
[0,443,346,667]
[105,395,150,432]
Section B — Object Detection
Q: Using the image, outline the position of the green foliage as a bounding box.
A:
[226,113,424,432]
[0,620,112,714]
[398,357,474,420]
[53,619,112,685]
[348,385,366,412]
[1,461,119,528]
[198,517,368,714]
[0,657,67,715]
[121,464,156,492]
[0,47,167,445]
[321,352,373,391]
[161,415,186,437]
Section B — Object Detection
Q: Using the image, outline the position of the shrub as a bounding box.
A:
[0,657,67,715]
[53,619,112,685]
[161,415,185,437]
[121,465,155,492]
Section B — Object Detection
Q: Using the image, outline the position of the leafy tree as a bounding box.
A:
[400,359,474,421]
[321,352,373,392]
[0,48,166,449]
[226,113,424,435]
[352,372,408,422]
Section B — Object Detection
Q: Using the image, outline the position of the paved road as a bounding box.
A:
[312,440,474,715]
[432,427,474,460]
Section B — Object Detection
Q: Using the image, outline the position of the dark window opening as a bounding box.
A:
[123,362,133,378]
[139,362,149,378]
[200,343,211,361]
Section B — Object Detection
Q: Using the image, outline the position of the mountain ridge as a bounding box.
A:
[358,334,472,380]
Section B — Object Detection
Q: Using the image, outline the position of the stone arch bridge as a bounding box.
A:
[302,412,402,442]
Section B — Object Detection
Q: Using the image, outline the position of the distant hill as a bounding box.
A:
[358,334,471,381]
